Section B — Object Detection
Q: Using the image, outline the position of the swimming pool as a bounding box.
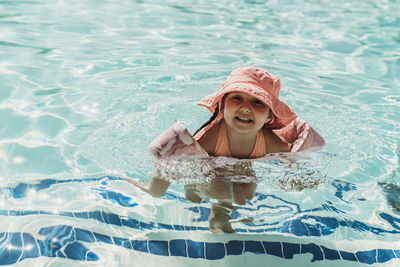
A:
[0,0,399,266]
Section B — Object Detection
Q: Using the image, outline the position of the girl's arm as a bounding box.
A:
[127,175,170,198]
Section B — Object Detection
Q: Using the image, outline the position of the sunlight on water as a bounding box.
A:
[0,0,399,265]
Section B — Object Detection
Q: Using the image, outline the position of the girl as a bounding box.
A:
[128,66,324,233]
[146,66,324,161]
[193,66,298,158]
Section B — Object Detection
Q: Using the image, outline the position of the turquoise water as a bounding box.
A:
[0,0,400,266]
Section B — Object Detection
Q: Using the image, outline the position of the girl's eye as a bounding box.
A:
[253,99,264,106]
[231,96,241,101]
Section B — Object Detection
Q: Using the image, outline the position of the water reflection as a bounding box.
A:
[128,159,321,233]
[184,180,257,233]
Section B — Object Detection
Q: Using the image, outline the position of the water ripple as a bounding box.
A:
[0,0,399,264]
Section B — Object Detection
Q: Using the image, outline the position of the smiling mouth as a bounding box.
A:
[235,116,253,123]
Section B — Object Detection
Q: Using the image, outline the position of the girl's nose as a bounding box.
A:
[239,106,251,114]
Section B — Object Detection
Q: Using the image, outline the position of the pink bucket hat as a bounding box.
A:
[195,66,297,139]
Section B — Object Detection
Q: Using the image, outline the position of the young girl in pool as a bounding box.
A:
[128,66,324,233]
[192,66,297,158]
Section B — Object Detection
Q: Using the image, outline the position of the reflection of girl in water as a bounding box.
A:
[130,159,259,233]
[185,177,257,233]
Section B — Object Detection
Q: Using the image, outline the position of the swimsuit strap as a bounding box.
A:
[213,121,266,158]
[213,121,231,157]
[249,129,266,158]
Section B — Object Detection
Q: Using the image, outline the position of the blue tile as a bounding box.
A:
[8,210,21,216]
[40,225,76,255]
[290,220,309,236]
[148,241,169,256]
[356,249,377,264]
[282,242,300,259]
[304,225,322,237]
[263,242,283,258]
[93,232,112,244]
[226,240,243,255]
[75,228,95,243]
[102,212,122,226]
[301,243,323,262]
[170,239,187,257]
[370,227,383,235]
[0,210,8,215]
[248,229,265,233]
[173,225,185,231]
[321,246,340,260]
[12,184,28,199]
[187,207,210,222]
[316,216,339,236]
[39,225,71,237]
[158,223,174,230]
[380,213,400,230]
[184,225,197,231]
[131,240,148,253]
[139,221,154,230]
[394,250,400,258]
[230,210,240,220]
[20,210,39,216]
[206,242,225,260]
[0,233,23,265]
[39,238,62,258]
[113,237,132,249]
[37,240,46,256]
[21,233,40,259]
[99,190,137,208]
[88,211,103,222]
[244,241,264,254]
[339,251,357,262]
[164,193,181,201]
[277,221,291,234]
[73,212,89,219]
[122,218,139,229]
[264,227,277,233]
[350,221,371,232]
[187,240,205,258]
[64,242,97,261]
[377,249,396,263]
[59,211,75,217]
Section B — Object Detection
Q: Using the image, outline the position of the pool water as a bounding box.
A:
[0,0,399,266]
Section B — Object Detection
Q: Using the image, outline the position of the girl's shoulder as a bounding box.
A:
[196,121,221,154]
[262,128,291,153]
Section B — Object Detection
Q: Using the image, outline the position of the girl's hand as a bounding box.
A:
[126,177,170,198]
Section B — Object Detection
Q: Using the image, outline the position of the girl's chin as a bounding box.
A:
[231,120,254,129]
[228,122,260,134]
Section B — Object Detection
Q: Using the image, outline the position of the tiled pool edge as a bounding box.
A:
[0,225,399,265]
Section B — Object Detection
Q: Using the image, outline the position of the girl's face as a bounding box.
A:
[223,92,272,135]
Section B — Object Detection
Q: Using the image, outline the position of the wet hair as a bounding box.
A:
[193,94,228,137]
[193,107,219,137]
